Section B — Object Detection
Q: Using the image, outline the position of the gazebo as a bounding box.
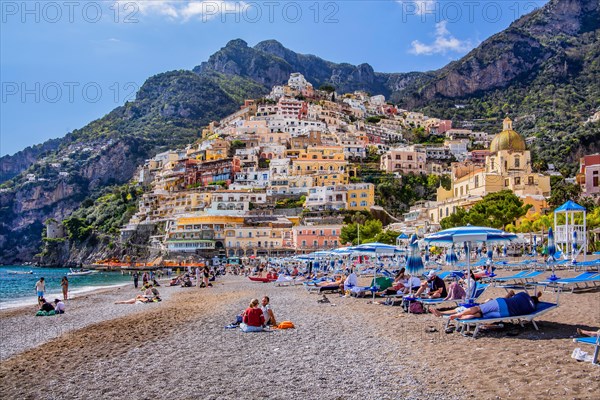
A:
[554,200,587,261]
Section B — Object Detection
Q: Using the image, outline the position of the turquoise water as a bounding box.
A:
[0,266,133,309]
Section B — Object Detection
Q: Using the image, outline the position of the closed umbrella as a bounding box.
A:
[503,244,507,258]
[547,227,559,281]
[424,244,430,263]
[405,234,424,299]
[573,230,578,253]
[445,245,458,266]
[533,235,537,256]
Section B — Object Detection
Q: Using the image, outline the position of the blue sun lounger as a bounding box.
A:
[420,283,489,309]
[573,337,600,365]
[493,271,544,285]
[450,301,558,338]
[538,272,600,292]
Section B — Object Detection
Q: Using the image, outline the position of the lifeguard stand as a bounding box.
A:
[554,200,587,261]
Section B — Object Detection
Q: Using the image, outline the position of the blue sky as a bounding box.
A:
[1,0,547,156]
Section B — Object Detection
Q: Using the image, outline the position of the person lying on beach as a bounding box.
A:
[414,271,447,299]
[577,328,600,337]
[54,299,65,314]
[39,298,54,312]
[430,290,542,320]
[114,295,153,305]
[240,298,265,332]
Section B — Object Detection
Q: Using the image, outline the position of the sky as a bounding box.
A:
[0,0,548,156]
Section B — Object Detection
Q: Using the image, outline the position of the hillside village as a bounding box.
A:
[42,72,593,263]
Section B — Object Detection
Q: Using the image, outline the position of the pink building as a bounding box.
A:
[292,225,342,253]
[380,146,427,175]
[577,154,600,196]
[469,150,491,164]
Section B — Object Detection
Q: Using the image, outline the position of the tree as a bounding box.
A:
[440,191,531,229]
[548,177,581,208]
[319,84,335,93]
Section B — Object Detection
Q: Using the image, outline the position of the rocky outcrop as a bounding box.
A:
[0,138,62,183]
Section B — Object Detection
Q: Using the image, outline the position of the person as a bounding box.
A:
[60,276,69,300]
[261,296,277,327]
[576,328,599,337]
[203,265,211,288]
[240,298,265,332]
[195,267,201,288]
[152,278,161,287]
[375,268,406,296]
[35,277,45,306]
[142,272,149,286]
[39,298,54,312]
[115,295,153,305]
[291,266,299,277]
[415,271,447,299]
[132,272,139,289]
[431,290,542,320]
[54,299,66,314]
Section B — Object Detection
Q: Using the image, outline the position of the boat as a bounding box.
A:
[7,270,33,275]
[67,269,94,276]
[248,275,278,283]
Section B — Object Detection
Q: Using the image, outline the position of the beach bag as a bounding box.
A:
[408,302,424,314]
[277,321,295,329]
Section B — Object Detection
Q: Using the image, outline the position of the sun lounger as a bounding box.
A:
[573,337,600,365]
[538,272,600,292]
[437,271,464,280]
[316,282,342,294]
[450,302,558,338]
[493,271,543,285]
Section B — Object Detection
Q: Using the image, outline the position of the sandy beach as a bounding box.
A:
[0,272,599,400]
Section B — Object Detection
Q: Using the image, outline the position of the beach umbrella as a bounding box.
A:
[406,234,424,276]
[572,230,578,253]
[424,225,517,306]
[547,228,559,281]
[533,235,537,256]
[424,244,430,263]
[445,245,458,266]
[503,244,507,258]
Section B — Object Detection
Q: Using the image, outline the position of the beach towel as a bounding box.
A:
[35,310,56,316]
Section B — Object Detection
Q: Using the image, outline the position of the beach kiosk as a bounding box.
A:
[554,200,587,262]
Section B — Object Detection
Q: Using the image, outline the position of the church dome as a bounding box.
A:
[489,117,527,153]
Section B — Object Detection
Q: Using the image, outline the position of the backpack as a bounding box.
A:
[277,321,295,329]
[408,302,424,314]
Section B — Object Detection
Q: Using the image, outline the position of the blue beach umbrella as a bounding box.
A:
[533,235,537,256]
[445,245,458,266]
[406,234,424,276]
[547,227,559,281]
[573,230,578,253]
[503,244,507,258]
[424,244,430,263]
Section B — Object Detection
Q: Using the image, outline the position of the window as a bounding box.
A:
[360,192,368,198]
[407,155,413,161]
[302,240,306,247]
[593,176,599,187]
[474,176,479,188]
[445,207,449,217]
[505,179,509,187]
[360,201,367,207]
[395,155,401,160]
[514,156,520,168]
[350,201,357,207]
[313,240,318,247]
[528,176,534,185]
[332,230,336,235]
[515,177,521,185]
[351,193,357,198]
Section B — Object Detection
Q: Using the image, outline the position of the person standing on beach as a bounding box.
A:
[133,272,139,289]
[195,267,201,288]
[60,276,69,300]
[203,265,210,288]
[35,277,45,306]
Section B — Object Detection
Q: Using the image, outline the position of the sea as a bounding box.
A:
[0,266,133,309]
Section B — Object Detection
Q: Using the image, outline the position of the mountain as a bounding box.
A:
[395,0,600,173]
[0,0,598,264]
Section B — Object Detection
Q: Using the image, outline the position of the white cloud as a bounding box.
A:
[126,1,248,21]
[409,21,474,56]
[396,0,437,16]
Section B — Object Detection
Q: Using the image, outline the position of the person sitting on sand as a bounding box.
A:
[54,299,65,314]
[39,298,54,312]
[431,290,541,320]
[261,296,277,327]
[343,269,358,292]
[240,298,265,332]
[414,271,447,299]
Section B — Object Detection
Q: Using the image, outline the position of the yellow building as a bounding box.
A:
[429,118,551,224]
[346,183,375,211]
[205,139,230,161]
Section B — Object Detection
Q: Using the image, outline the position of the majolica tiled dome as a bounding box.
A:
[490,117,527,153]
